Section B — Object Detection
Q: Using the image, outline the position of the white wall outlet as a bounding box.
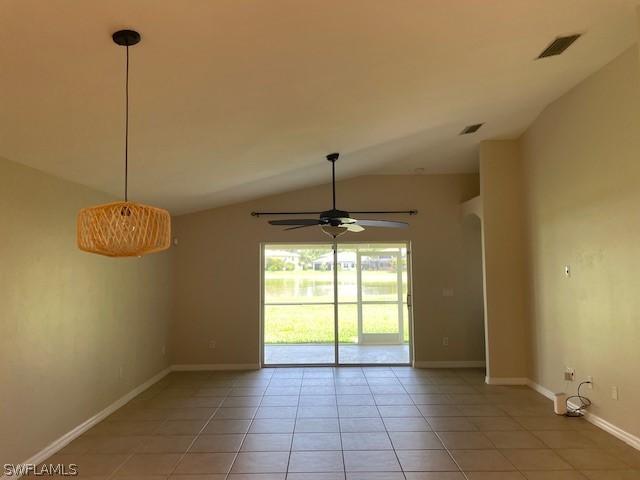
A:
[611,386,619,400]
[442,337,449,346]
[564,265,571,277]
[209,340,217,349]
[442,288,454,297]
[586,376,593,388]
[564,368,574,381]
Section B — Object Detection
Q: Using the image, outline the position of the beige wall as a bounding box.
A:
[171,174,484,366]
[479,141,530,380]
[0,158,172,465]
[3,43,639,464]
[519,46,640,437]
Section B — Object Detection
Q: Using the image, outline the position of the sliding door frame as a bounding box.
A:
[260,240,414,367]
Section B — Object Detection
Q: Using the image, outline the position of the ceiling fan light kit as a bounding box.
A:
[255,153,417,238]
[320,225,348,238]
[77,30,171,257]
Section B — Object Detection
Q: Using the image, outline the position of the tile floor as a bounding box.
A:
[45,367,639,479]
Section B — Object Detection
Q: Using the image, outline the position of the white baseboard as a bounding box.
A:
[527,379,640,451]
[171,363,261,371]
[414,360,486,368]
[575,405,640,450]
[7,363,261,478]
[526,379,555,399]
[6,366,171,479]
[485,376,529,385]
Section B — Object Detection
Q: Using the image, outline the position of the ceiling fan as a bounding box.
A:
[252,153,417,237]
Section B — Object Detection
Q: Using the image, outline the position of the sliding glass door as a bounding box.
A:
[263,244,335,365]
[338,244,410,364]
[262,242,411,366]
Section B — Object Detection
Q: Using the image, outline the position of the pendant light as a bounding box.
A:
[77,30,171,257]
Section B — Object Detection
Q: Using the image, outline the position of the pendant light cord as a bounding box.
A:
[124,45,130,202]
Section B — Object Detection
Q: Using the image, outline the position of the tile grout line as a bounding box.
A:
[389,365,411,478]
[377,368,408,480]
[224,370,274,479]
[419,371,470,480]
[471,378,562,478]
[168,371,224,478]
[104,372,177,480]
[283,369,303,478]
[336,366,348,480]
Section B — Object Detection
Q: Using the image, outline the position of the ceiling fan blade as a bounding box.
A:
[284,224,319,231]
[268,219,322,226]
[355,219,409,228]
[345,224,365,232]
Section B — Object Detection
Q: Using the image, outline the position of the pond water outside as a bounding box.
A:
[265,271,407,303]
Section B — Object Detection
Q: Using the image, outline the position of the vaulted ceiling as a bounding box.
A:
[0,0,637,213]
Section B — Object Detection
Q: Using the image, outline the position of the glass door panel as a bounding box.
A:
[338,243,411,365]
[362,304,400,335]
[263,244,335,365]
[336,246,359,362]
[338,303,358,344]
[263,242,411,366]
[359,251,402,344]
[361,255,399,302]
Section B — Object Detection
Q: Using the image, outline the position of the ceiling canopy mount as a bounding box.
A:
[112,29,141,47]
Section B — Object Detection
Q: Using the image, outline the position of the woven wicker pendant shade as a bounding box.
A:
[77,30,171,257]
[77,201,171,257]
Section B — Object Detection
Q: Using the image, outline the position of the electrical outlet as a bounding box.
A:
[209,340,217,349]
[611,386,619,400]
[442,337,449,346]
[564,265,571,277]
[564,368,575,381]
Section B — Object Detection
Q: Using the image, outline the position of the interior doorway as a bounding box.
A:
[262,242,412,366]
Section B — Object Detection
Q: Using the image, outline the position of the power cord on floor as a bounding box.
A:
[564,380,592,417]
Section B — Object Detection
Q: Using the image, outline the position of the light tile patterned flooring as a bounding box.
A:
[47,367,639,479]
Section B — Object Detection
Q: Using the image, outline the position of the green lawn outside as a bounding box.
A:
[264,303,410,344]
[264,269,410,344]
